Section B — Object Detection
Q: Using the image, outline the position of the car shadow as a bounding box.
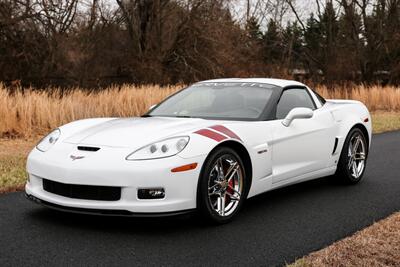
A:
[26,175,344,233]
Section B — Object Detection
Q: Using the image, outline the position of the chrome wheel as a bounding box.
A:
[207,155,244,217]
[347,133,366,179]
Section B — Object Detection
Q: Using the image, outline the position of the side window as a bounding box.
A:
[276,88,316,119]
[312,89,326,105]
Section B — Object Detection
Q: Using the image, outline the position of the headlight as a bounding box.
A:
[36,129,61,152]
[126,136,189,160]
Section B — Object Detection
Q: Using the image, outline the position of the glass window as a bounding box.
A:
[312,89,326,105]
[276,88,316,119]
[149,82,277,120]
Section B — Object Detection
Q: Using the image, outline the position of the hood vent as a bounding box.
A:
[77,146,100,152]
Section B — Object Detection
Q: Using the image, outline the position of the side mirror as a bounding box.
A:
[282,107,313,127]
[148,104,157,111]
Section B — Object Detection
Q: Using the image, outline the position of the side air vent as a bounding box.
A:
[332,138,339,155]
[77,146,100,152]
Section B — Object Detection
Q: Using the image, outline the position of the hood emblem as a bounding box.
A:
[70,155,85,161]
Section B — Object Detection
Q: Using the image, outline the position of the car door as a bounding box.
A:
[271,87,336,184]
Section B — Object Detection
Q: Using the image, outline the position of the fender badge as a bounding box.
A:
[70,155,85,161]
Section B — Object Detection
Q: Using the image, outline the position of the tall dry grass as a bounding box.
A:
[0,84,182,137]
[317,84,400,111]
[0,83,399,138]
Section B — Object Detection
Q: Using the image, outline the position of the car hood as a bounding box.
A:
[63,117,214,148]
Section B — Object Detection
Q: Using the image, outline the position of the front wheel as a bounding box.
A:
[335,128,368,184]
[197,147,248,224]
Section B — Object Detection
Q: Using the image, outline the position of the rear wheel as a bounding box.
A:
[197,147,247,224]
[335,127,368,184]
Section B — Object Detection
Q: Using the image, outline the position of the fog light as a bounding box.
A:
[138,188,165,199]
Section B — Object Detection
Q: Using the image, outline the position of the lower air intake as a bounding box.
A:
[42,179,121,201]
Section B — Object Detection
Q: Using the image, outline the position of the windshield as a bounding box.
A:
[148,82,277,120]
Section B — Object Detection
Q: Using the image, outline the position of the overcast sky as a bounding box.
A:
[231,0,321,28]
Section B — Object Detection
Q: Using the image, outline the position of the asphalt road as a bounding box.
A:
[1,131,400,267]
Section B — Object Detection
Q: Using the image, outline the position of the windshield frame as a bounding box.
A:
[144,82,283,121]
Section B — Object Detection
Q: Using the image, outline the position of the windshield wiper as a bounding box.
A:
[174,115,192,118]
[142,114,192,118]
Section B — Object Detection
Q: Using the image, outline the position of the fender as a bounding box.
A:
[328,100,372,157]
[179,122,273,198]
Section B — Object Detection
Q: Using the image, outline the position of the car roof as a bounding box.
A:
[198,78,306,88]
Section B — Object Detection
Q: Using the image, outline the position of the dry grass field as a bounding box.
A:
[0,84,181,138]
[0,138,35,193]
[1,83,400,138]
[316,84,400,111]
[371,111,400,133]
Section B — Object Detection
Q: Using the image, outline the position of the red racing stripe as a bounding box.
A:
[194,129,227,142]
[210,125,242,141]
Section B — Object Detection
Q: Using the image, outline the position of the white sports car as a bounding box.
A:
[26,78,371,223]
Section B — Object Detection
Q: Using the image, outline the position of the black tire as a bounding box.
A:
[335,127,368,184]
[197,147,248,224]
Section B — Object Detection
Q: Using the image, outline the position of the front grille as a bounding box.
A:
[42,179,121,201]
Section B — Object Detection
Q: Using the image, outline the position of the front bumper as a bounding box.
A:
[26,144,205,214]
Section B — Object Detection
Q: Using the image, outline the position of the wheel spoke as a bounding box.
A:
[226,190,240,201]
[354,152,365,160]
[224,162,238,180]
[208,184,217,191]
[353,136,361,154]
[213,165,218,174]
[352,161,358,177]
[348,157,354,169]
[226,165,239,182]
[348,141,353,157]
[211,199,218,208]
[217,195,225,216]
[217,158,224,178]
